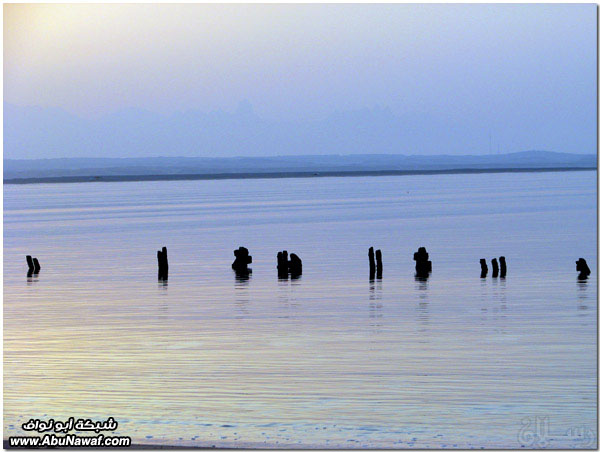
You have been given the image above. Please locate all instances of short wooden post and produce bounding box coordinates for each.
[277,250,302,278]
[157,246,168,280]
[26,255,37,277]
[499,256,507,277]
[375,249,382,279]
[491,258,499,277]
[277,251,288,278]
[576,258,591,279]
[232,247,252,273]
[480,259,488,278]
[289,253,302,277]
[413,247,432,278]
[368,247,375,279]
[26,255,34,273]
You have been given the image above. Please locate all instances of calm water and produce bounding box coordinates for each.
[4,171,597,448]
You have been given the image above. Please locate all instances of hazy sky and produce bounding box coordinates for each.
[4,3,597,157]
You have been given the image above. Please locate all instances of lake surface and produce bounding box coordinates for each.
[4,171,597,448]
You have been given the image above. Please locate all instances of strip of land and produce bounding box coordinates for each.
[3,166,595,185]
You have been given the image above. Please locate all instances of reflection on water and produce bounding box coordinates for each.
[577,278,589,300]
[158,279,168,290]
[234,270,251,319]
[277,276,302,322]
[577,279,591,320]
[490,277,507,334]
[4,171,597,448]
[415,276,430,340]
[368,280,383,333]
[234,269,252,284]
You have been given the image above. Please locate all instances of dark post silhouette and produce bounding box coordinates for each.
[232,247,252,273]
[277,251,288,278]
[25,255,40,277]
[491,258,499,277]
[480,259,488,278]
[157,246,169,280]
[26,255,40,277]
[413,247,432,278]
[157,250,162,277]
[26,255,34,274]
[289,253,302,278]
[368,247,376,279]
[276,250,302,278]
[499,256,507,277]
[576,258,591,280]
[375,249,383,279]
[277,251,284,275]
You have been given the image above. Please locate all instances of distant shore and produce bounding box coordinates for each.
[3,166,596,185]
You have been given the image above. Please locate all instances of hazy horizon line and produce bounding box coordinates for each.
[4,150,597,162]
[5,167,596,186]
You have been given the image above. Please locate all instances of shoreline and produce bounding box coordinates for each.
[3,166,596,185]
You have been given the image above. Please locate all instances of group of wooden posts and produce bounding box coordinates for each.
[25,249,592,281]
[368,246,432,279]
[25,255,41,277]
[479,256,507,278]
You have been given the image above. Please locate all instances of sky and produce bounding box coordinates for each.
[3,3,597,158]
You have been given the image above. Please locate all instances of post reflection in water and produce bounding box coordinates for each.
[479,277,506,331]
[414,276,430,340]
[497,277,507,334]
[368,279,383,333]
[277,275,290,319]
[277,274,301,321]
[157,279,169,322]
[234,270,251,319]
[577,278,590,318]
[479,277,489,323]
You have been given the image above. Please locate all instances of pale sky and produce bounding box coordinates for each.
[3,3,597,157]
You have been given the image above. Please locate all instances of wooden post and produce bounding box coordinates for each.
[499,256,506,277]
[232,247,252,273]
[480,259,488,278]
[413,247,432,278]
[368,247,375,279]
[289,253,302,277]
[375,249,382,279]
[26,255,34,273]
[277,250,302,278]
[32,258,41,274]
[491,258,499,277]
[157,246,168,280]
[162,247,168,279]
[576,258,591,279]
[25,255,35,278]
[277,251,288,278]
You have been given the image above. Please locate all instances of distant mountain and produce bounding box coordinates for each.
[4,151,596,180]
